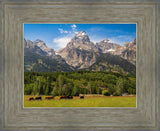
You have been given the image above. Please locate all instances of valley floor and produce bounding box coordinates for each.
[24,95,136,107]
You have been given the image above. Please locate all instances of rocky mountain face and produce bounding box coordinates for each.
[33,39,56,58]
[96,39,121,53]
[24,39,48,56]
[66,31,98,52]
[120,39,136,65]
[24,39,56,58]
[24,31,136,75]
[57,31,99,69]
[96,38,136,65]
[57,31,136,69]
[24,39,74,72]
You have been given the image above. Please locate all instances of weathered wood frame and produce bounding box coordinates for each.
[1,1,159,130]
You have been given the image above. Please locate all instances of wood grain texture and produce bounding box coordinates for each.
[1,0,159,130]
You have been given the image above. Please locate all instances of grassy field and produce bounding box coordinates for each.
[24,95,136,107]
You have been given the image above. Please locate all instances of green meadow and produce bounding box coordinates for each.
[24,95,136,107]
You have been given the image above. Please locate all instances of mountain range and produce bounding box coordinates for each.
[24,31,136,76]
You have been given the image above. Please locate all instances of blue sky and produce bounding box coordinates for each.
[24,24,136,50]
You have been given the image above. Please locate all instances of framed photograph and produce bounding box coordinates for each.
[24,23,136,108]
[1,0,159,130]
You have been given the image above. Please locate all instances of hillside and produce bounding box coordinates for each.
[24,48,74,72]
[88,53,136,76]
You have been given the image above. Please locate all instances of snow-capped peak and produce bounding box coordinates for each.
[104,39,109,42]
[81,32,86,36]
[107,49,115,52]
[76,31,87,37]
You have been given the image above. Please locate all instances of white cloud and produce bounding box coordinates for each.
[53,36,72,49]
[58,24,78,35]
[58,28,68,34]
[71,24,77,28]
[71,24,77,34]
[89,35,105,44]
[90,38,103,44]
[89,34,135,45]
[108,35,135,45]
[53,24,80,49]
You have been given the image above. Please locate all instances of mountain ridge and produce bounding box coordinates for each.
[24,31,136,75]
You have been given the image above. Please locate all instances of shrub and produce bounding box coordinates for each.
[113,92,121,96]
[102,90,110,96]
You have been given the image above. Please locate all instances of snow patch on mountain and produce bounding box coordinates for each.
[107,49,115,52]
[76,31,87,37]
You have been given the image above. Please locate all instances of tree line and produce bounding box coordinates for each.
[24,71,136,96]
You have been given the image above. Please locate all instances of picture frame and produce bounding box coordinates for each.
[1,0,159,130]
